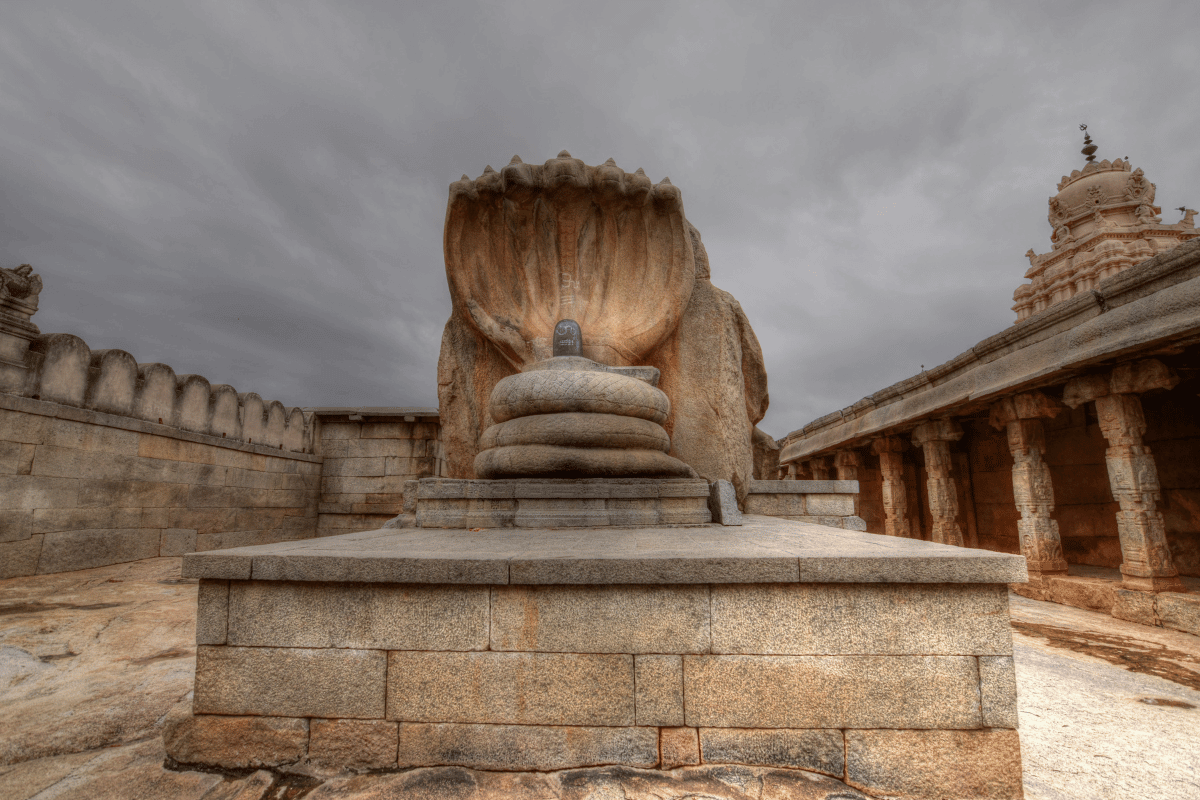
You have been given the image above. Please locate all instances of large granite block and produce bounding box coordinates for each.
[308,719,398,772]
[163,709,308,769]
[1156,592,1200,636]
[394,722,658,771]
[490,584,709,653]
[804,494,855,516]
[37,528,159,573]
[0,535,42,578]
[0,508,32,542]
[196,579,229,645]
[660,727,700,769]
[386,651,634,726]
[699,728,844,776]
[227,581,489,650]
[979,656,1019,729]
[743,492,806,516]
[195,646,386,718]
[710,583,1011,655]
[634,655,684,726]
[845,729,1024,800]
[683,655,983,729]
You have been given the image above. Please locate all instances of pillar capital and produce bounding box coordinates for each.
[834,450,862,469]
[870,436,907,455]
[1062,358,1179,409]
[988,391,1062,429]
[911,419,963,447]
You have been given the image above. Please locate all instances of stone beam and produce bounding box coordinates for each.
[988,392,1067,578]
[911,420,965,547]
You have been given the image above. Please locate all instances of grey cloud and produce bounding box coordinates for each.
[1,0,1196,439]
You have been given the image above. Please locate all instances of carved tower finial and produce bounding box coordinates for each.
[1080,124,1097,163]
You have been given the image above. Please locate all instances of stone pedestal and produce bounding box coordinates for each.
[413,478,713,528]
[172,517,1027,798]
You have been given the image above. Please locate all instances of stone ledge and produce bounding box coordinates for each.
[182,515,1028,585]
[0,392,322,462]
[748,480,859,494]
[417,477,710,499]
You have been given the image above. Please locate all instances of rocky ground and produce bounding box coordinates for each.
[0,558,1197,799]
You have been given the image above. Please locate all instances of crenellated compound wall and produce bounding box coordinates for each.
[0,331,325,578]
[0,264,450,578]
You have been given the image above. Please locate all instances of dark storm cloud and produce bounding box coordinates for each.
[2,1,1197,435]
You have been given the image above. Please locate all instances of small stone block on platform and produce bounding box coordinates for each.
[708,479,741,525]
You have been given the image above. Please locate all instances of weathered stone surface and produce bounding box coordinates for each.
[479,412,670,452]
[438,157,770,496]
[195,646,386,718]
[476,445,694,479]
[710,583,1012,655]
[308,719,398,773]
[660,728,699,769]
[0,535,42,579]
[845,729,1024,799]
[1155,591,1200,636]
[491,585,709,654]
[684,655,983,729]
[708,479,742,525]
[1043,575,1116,612]
[159,527,197,557]
[1112,587,1159,626]
[387,651,633,726]
[0,558,199,765]
[195,579,228,645]
[395,723,658,771]
[634,655,684,726]
[698,728,844,776]
[979,656,1019,729]
[645,226,770,504]
[183,516,1027,585]
[37,529,160,574]
[228,581,488,650]
[163,706,308,769]
[0,738,226,800]
[488,368,670,425]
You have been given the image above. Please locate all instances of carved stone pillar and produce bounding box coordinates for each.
[785,462,798,480]
[911,420,965,547]
[989,392,1068,577]
[834,450,862,515]
[834,450,861,481]
[809,456,832,480]
[1064,360,1185,592]
[870,437,912,539]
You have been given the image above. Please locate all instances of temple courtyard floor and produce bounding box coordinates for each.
[0,556,1196,800]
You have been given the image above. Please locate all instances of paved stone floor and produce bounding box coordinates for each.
[0,557,1197,799]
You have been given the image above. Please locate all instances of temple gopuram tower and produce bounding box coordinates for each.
[1013,126,1198,322]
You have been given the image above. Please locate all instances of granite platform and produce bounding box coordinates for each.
[171,517,1029,798]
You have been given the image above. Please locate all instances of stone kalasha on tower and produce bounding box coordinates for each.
[1013,130,1198,322]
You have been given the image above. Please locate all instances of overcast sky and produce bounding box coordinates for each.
[2,1,1197,438]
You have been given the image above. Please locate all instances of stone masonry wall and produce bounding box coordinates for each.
[315,411,445,537]
[177,578,1023,797]
[0,393,320,578]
